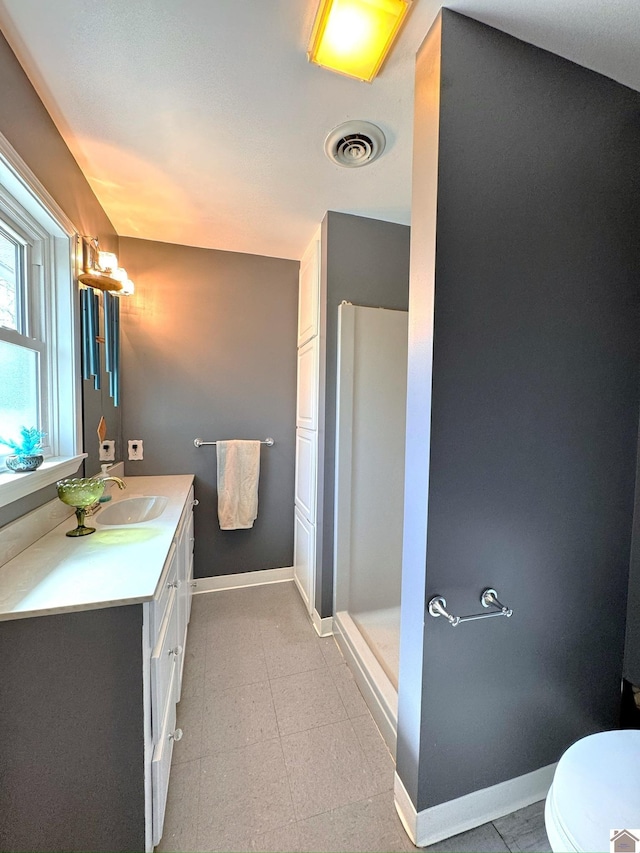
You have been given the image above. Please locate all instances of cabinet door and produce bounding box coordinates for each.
[296,337,319,430]
[186,510,194,626]
[150,587,178,741]
[151,666,178,847]
[175,492,194,699]
[298,239,320,348]
[293,507,315,613]
[295,428,317,520]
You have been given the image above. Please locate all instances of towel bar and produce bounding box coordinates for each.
[193,437,274,448]
[428,588,513,626]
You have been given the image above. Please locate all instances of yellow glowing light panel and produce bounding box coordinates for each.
[308,0,411,82]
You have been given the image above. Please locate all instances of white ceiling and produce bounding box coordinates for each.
[0,0,638,260]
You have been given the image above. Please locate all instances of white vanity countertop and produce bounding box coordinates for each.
[0,474,194,622]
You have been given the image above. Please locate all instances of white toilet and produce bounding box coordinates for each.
[545,729,640,852]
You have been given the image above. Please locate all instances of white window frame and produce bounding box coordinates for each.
[0,131,85,509]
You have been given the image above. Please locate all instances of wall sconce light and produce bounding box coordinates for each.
[308,0,412,83]
[78,237,134,296]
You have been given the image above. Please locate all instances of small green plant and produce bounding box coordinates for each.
[0,426,46,458]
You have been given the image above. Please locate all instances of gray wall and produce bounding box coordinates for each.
[318,212,411,616]
[0,605,145,852]
[398,10,640,812]
[624,435,640,685]
[0,30,121,527]
[119,237,298,578]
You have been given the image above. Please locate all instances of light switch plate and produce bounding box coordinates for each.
[128,439,144,461]
[99,440,115,461]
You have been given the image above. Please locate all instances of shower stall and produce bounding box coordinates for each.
[333,303,408,750]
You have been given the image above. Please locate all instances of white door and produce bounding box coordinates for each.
[293,506,315,611]
[295,428,317,519]
[298,239,320,347]
[296,337,319,430]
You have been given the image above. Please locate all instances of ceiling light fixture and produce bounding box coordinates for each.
[308,0,412,83]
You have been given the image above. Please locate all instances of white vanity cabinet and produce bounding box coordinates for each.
[147,485,195,848]
[0,474,195,853]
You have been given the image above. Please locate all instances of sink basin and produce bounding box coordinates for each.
[97,496,168,526]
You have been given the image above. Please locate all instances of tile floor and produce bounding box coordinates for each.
[158,581,551,853]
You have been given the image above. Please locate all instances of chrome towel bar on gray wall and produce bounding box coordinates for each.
[428,588,513,627]
[193,437,275,447]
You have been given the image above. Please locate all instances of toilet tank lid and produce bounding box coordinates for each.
[550,730,640,853]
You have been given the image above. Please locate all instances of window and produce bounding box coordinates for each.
[0,213,48,455]
[0,133,84,508]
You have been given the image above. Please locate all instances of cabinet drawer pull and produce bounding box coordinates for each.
[192,499,199,507]
[168,645,183,658]
[190,581,197,588]
[167,580,179,589]
[169,728,183,742]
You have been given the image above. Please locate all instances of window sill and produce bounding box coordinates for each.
[0,454,87,510]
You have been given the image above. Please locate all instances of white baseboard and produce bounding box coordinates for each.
[394,763,556,848]
[312,609,333,637]
[193,566,294,593]
[333,611,398,754]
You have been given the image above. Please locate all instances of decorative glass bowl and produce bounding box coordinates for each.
[57,477,106,537]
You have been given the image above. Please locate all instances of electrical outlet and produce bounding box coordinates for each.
[128,439,144,461]
[99,440,115,462]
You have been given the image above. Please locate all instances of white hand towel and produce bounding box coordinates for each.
[216,440,261,530]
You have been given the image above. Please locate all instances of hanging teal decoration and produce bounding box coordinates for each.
[91,289,100,391]
[80,286,100,389]
[104,291,120,407]
[104,289,112,373]
[80,288,90,381]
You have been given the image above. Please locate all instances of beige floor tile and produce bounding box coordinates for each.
[195,829,253,852]
[155,758,200,852]
[330,663,369,718]
[425,822,510,852]
[492,800,551,853]
[179,640,206,700]
[258,584,314,628]
[186,608,211,645]
[202,680,279,754]
[190,590,218,613]
[196,586,264,618]
[250,821,302,852]
[350,713,395,793]
[190,591,241,626]
[260,609,317,645]
[297,791,409,853]
[172,692,204,766]
[205,633,269,690]
[281,719,381,821]
[318,635,345,666]
[207,610,263,650]
[197,739,295,848]
[263,636,327,679]
[271,667,348,736]
[253,581,300,610]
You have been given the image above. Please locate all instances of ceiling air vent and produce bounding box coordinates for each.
[324,121,386,168]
